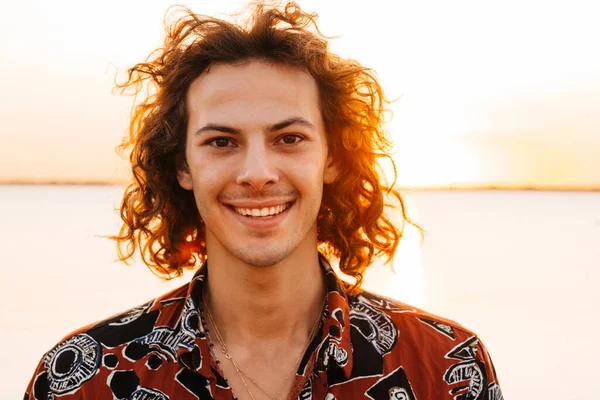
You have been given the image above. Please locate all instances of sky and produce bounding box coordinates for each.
[0,0,598,188]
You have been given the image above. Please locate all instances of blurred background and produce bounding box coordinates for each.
[1,0,598,398]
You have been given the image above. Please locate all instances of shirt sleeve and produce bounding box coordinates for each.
[24,355,87,400]
[24,357,51,400]
[472,337,503,399]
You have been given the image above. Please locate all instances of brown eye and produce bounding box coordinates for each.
[208,138,232,148]
[280,135,301,145]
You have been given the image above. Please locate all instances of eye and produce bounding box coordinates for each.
[206,137,234,148]
[278,134,303,145]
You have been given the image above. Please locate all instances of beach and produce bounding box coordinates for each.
[1,185,598,399]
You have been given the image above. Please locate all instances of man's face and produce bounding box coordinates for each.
[178,60,337,267]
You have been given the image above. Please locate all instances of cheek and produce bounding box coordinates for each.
[287,161,326,202]
[188,151,232,182]
[287,161,321,184]
[187,158,229,202]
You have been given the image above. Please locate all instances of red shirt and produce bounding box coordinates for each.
[25,256,503,399]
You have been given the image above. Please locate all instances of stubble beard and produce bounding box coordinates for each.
[206,190,323,268]
[228,227,304,268]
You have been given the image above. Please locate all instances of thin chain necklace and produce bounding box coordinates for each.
[203,295,326,400]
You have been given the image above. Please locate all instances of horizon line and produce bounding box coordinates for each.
[1,180,599,192]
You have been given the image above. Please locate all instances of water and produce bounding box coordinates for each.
[1,185,599,399]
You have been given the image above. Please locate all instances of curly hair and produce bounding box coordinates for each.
[112,1,421,292]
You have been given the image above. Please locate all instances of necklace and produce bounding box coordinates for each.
[203,295,326,400]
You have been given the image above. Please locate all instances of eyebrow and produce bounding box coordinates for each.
[268,117,315,132]
[193,116,316,136]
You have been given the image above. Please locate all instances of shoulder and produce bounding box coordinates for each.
[25,283,189,398]
[57,282,189,348]
[349,289,476,343]
[346,289,502,398]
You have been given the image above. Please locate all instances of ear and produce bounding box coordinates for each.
[177,166,194,190]
[323,154,339,184]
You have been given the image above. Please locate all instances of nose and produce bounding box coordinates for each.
[235,141,279,190]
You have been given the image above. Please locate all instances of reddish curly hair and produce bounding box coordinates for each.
[113,1,421,292]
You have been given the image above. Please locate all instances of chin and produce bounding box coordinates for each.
[233,245,292,268]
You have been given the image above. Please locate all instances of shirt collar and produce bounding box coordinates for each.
[299,254,354,383]
[174,254,354,381]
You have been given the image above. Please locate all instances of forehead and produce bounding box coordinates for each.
[186,60,321,124]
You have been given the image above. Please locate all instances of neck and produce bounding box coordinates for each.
[202,246,326,347]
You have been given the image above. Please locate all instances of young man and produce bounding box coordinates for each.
[25,2,502,399]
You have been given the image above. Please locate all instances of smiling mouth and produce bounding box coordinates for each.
[228,202,293,218]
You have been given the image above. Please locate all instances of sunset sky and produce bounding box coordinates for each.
[1,0,598,188]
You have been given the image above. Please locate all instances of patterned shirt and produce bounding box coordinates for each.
[25,256,503,399]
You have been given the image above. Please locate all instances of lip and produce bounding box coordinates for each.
[223,201,294,229]
[222,199,295,208]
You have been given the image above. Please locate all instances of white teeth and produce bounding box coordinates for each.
[233,203,289,217]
